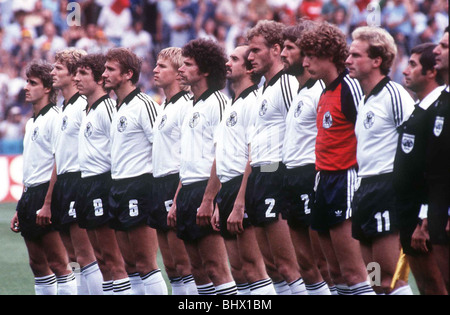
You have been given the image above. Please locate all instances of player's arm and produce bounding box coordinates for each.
[228,158,251,235]
[167,180,182,228]
[36,163,57,226]
[197,159,221,227]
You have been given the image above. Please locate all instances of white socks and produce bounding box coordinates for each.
[249,278,276,295]
[141,269,168,295]
[35,274,57,295]
[80,261,103,295]
[305,281,332,295]
[289,277,308,295]
[56,272,77,295]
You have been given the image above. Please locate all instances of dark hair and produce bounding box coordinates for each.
[411,43,444,85]
[105,47,142,85]
[282,19,317,47]
[299,22,349,72]
[26,60,57,103]
[77,53,107,83]
[182,38,227,90]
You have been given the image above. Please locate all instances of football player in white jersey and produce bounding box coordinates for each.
[169,38,237,295]
[213,44,276,295]
[103,47,166,295]
[11,61,77,295]
[245,20,306,295]
[152,47,206,295]
[280,21,331,295]
[346,26,414,294]
[74,53,132,295]
[49,48,103,294]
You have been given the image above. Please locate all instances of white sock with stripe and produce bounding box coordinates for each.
[141,269,168,295]
[35,274,57,295]
[56,272,77,295]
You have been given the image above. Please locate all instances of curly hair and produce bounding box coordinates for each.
[26,60,57,104]
[182,38,227,90]
[76,53,107,83]
[351,26,397,75]
[299,22,349,72]
[247,20,286,48]
[105,47,142,85]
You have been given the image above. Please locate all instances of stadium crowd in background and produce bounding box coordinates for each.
[0,0,448,154]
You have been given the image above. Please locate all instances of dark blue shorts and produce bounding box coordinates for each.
[51,172,81,231]
[16,182,55,240]
[75,172,114,230]
[147,173,179,232]
[109,173,153,231]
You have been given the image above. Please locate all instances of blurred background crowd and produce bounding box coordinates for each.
[0,0,448,154]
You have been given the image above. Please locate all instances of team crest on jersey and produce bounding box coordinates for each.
[323,111,333,129]
[294,101,303,118]
[84,122,93,138]
[401,133,415,154]
[158,115,167,130]
[189,112,200,128]
[259,100,268,116]
[31,127,39,141]
[226,111,237,127]
[117,116,128,132]
[433,116,444,137]
[363,111,375,129]
[61,115,68,131]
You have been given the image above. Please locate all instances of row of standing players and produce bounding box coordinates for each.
[10,20,449,295]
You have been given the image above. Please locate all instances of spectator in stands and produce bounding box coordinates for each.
[97,0,132,46]
[0,106,25,154]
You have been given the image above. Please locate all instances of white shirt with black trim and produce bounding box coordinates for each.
[180,89,228,185]
[355,77,415,178]
[282,79,325,169]
[152,91,191,178]
[23,103,59,187]
[78,95,116,178]
[215,85,258,183]
[110,88,159,180]
[249,71,299,167]
[54,93,87,175]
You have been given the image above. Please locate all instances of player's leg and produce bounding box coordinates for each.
[310,229,338,294]
[224,238,249,294]
[407,252,448,295]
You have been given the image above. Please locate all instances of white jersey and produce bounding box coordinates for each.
[22,104,59,187]
[355,77,415,178]
[110,88,159,180]
[152,91,191,178]
[249,71,299,167]
[215,85,258,183]
[282,79,325,168]
[180,89,228,185]
[54,93,87,175]
[78,95,116,178]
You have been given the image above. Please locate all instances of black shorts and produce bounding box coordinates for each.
[75,172,114,230]
[352,173,398,243]
[245,163,287,227]
[176,180,215,242]
[16,182,55,240]
[311,168,357,232]
[109,173,154,231]
[148,173,179,232]
[51,172,81,231]
[282,164,316,229]
[427,177,450,245]
[216,175,251,240]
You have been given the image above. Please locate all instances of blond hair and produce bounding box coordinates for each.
[54,48,87,75]
[157,47,184,71]
[351,26,397,75]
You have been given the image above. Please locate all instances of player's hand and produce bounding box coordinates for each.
[10,212,20,233]
[411,220,429,253]
[36,203,52,227]
[197,200,213,227]
[167,202,177,228]
[227,201,245,235]
[211,205,220,232]
[446,217,450,237]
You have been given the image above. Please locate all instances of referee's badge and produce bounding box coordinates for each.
[259,100,268,116]
[226,111,237,127]
[158,114,167,130]
[363,111,375,129]
[323,111,333,129]
[117,116,128,132]
[401,133,415,154]
[433,116,444,137]
[189,112,200,128]
[294,101,303,118]
[31,127,39,141]
[61,115,68,131]
[84,122,93,138]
